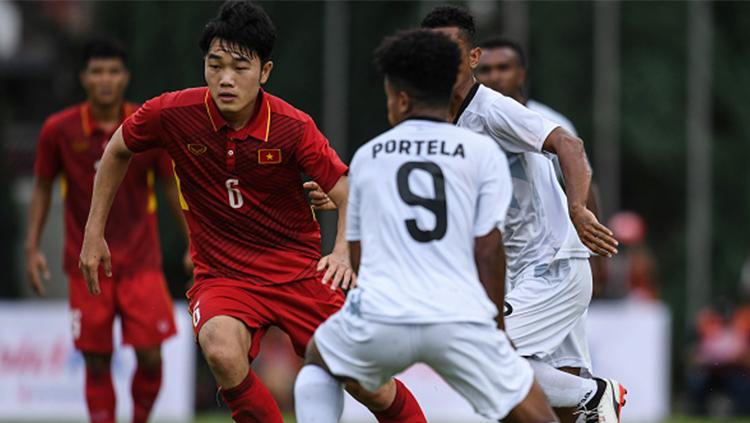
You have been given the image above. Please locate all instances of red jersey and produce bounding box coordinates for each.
[121,87,347,285]
[34,102,172,276]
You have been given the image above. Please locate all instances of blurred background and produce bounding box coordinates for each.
[1,0,749,422]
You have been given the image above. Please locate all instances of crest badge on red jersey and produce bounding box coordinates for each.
[258,149,282,164]
[188,144,207,155]
[72,139,89,153]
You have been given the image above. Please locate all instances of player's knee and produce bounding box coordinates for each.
[83,352,112,374]
[343,382,375,408]
[201,340,244,371]
[135,347,162,370]
[344,379,395,411]
[302,339,325,366]
[199,326,247,374]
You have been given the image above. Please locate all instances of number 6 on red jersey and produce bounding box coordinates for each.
[225,178,243,209]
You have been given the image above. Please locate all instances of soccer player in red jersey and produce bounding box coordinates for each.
[79,2,426,422]
[25,39,187,423]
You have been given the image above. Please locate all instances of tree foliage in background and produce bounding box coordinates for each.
[712,1,750,300]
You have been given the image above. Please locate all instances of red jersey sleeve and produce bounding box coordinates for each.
[122,95,164,152]
[34,118,62,180]
[296,118,348,192]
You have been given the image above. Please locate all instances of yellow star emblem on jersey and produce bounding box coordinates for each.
[258,149,282,164]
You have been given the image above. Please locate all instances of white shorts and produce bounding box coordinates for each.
[504,258,593,371]
[314,308,535,420]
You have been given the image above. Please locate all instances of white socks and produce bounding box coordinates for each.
[527,358,598,408]
[294,359,597,421]
[294,364,344,423]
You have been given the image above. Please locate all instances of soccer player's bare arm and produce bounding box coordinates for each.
[474,228,506,330]
[586,181,607,294]
[26,117,62,296]
[24,177,54,296]
[316,175,356,290]
[542,127,590,209]
[349,240,361,274]
[542,127,618,257]
[79,126,133,295]
[303,180,337,211]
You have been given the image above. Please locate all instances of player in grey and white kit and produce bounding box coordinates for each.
[420,6,627,423]
[475,36,607,298]
[294,29,557,423]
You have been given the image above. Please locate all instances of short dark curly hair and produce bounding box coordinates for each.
[420,5,476,44]
[374,29,461,107]
[81,37,128,70]
[199,1,276,63]
[478,36,526,68]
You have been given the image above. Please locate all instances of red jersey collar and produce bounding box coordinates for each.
[203,87,271,142]
[80,101,135,138]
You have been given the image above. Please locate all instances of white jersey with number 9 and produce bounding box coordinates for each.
[346,118,512,324]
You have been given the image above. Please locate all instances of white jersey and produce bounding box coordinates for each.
[455,84,590,281]
[346,118,512,324]
[527,100,578,136]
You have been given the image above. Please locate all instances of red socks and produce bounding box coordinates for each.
[86,368,116,423]
[220,371,284,423]
[373,379,427,423]
[131,365,162,423]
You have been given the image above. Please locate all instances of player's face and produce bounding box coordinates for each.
[80,58,129,108]
[204,38,273,121]
[383,78,409,126]
[429,27,480,90]
[476,47,525,98]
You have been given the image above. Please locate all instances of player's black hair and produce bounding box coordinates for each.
[478,36,527,69]
[420,5,476,44]
[374,29,461,107]
[199,1,277,63]
[81,37,128,70]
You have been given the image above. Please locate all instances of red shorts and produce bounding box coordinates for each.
[68,269,177,353]
[187,277,345,359]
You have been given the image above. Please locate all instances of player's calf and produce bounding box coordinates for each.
[553,367,583,423]
[198,316,283,423]
[297,338,427,423]
[83,352,116,423]
[295,364,345,422]
[343,379,396,412]
[132,346,163,423]
[295,340,345,422]
[355,379,426,423]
